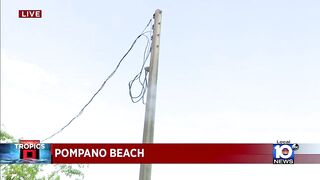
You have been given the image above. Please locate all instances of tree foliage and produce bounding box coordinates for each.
[0,130,16,142]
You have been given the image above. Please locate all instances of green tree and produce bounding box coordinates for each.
[0,130,85,180]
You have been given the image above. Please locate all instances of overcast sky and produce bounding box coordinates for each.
[1,0,320,179]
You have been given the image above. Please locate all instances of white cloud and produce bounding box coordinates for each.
[1,51,58,91]
[1,51,60,139]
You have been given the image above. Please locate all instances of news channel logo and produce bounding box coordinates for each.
[273,143,299,164]
[0,140,51,164]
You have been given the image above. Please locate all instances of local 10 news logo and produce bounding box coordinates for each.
[273,142,299,164]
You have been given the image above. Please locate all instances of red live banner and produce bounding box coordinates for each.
[18,10,42,18]
[51,144,272,164]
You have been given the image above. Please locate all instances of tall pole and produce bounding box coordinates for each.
[139,9,162,180]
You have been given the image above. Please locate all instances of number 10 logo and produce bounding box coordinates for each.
[274,144,293,158]
[273,144,294,164]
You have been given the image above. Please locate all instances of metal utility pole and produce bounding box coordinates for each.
[139,9,162,180]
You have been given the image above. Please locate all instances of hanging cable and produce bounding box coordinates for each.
[128,18,153,104]
[128,35,152,103]
[42,19,153,142]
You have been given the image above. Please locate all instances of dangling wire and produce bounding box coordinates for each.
[41,18,153,142]
[128,20,153,104]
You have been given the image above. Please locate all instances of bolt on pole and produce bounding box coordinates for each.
[139,9,162,180]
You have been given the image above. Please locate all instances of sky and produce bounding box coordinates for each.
[1,0,320,179]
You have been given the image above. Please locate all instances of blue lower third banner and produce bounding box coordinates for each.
[0,141,51,164]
